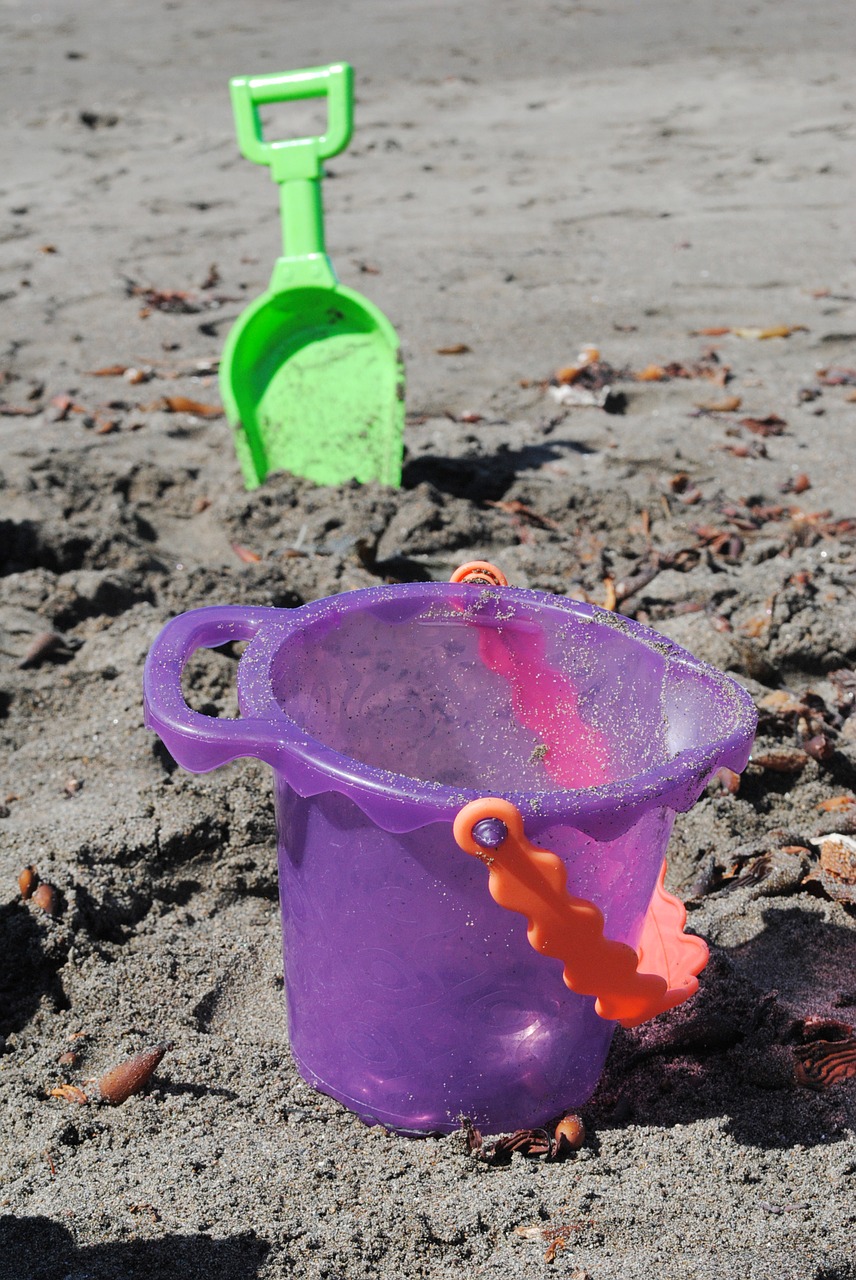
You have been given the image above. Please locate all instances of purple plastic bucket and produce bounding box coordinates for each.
[143,582,756,1134]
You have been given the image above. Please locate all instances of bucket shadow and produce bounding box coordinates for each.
[0,1215,271,1280]
[589,904,856,1150]
[0,903,68,1038]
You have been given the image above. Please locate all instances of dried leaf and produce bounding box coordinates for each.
[732,325,807,340]
[634,364,669,382]
[816,366,856,386]
[18,632,73,669]
[47,394,75,421]
[554,346,600,384]
[816,796,856,813]
[231,542,261,564]
[85,365,128,376]
[758,690,810,718]
[127,284,204,314]
[461,1117,483,1152]
[96,1043,171,1105]
[751,747,809,773]
[739,414,787,437]
[160,396,223,418]
[0,402,41,417]
[613,563,662,602]
[668,472,702,504]
[49,1084,89,1105]
[781,473,811,495]
[695,394,742,413]
[718,440,768,459]
[473,1127,556,1166]
[544,1238,566,1263]
[436,343,471,355]
[692,326,732,337]
[485,500,560,530]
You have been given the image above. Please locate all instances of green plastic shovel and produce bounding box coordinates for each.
[220,64,405,490]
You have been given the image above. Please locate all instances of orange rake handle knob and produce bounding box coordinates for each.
[453,798,708,1028]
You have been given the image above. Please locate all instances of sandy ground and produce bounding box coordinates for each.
[1,0,856,1276]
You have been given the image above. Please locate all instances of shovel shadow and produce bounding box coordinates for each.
[402,438,597,502]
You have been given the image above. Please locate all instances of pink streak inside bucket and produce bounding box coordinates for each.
[476,624,611,788]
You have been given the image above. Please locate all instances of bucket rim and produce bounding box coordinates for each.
[233,581,757,834]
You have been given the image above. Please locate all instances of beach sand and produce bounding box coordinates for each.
[1,1,855,1276]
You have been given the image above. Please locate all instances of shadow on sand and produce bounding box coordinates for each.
[590,902,856,1150]
[0,1215,272,1280]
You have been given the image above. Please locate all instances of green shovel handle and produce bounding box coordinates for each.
[229,64,354,182]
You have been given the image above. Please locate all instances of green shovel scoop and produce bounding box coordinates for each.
[220,64,405,490]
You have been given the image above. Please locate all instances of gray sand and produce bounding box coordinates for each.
[1,1,855,1276]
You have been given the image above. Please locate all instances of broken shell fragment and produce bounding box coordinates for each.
[95,1043,172,1105]
[794,1038,856,1089]
[48,1084,88,1105]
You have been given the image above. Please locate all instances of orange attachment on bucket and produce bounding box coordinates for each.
[453,798,708,1028]
[449,561,509,587]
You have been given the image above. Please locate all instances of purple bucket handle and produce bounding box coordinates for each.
[143,605,284,772]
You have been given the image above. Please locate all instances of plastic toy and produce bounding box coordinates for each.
[220,63,405,490]
[143,564,756,1133]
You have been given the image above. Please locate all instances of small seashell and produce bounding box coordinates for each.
[794,1038,856,1089]
[554,1113,586,1152]
[95,1043,172,1105]
[18,865,38,899]
[32,883,60,916]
